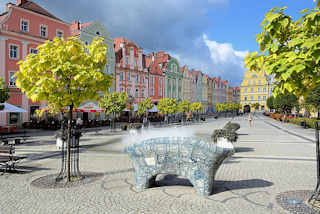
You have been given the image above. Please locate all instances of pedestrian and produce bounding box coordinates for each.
[248,113,252,128]
[187,112,191,121]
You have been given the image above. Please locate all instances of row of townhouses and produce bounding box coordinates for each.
[0,0,240,126]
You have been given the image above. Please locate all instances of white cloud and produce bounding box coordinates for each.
[203,34,248,64]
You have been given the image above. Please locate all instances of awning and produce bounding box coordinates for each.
[75,102,104,112]
[0,103,27,113]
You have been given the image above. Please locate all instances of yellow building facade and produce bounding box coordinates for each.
[240,70,270,111]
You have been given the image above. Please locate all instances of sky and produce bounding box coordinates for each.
[0,0,317,86]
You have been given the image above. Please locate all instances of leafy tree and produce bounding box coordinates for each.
[305,85,320,119]
[158,98,178,124]
[0,77,10,110]
[16,37,112,182]
[273,94,298,114]
[137,98,153,122]
[178,100,190,123]
[267,96,275,111]
[190,102,202,121]
[251,103,260,111]
[99,92,128,129]
[245,1,320,98]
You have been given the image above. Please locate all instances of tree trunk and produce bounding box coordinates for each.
[66,104,73,182]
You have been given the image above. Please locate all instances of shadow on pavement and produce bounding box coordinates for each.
[235,147,255,153]
[0,165,52,175]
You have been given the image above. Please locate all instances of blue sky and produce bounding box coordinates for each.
[0,0,317,86]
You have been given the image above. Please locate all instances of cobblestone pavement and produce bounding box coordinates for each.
[0,114,317,214]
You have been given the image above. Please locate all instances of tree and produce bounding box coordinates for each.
[16,37,112,182]
[137,98,153,122]
[157,98,178,124]
[273,94,298,114]
[244,0,320,203]
[178,100,190,123]
[99,92,128,129]
[244,2,320,98]
[0,77,10,110]
[251,103,260,111]
[305,85,320,119]
[266,96,275,111]
[190,102,202,121]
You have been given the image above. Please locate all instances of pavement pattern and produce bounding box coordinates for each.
[0,113,317,214]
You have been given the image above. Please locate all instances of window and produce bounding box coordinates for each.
[40,25,47,38]
[142,89,145,98]
[134,59,137,67]
[151,76,154,85]
[263,96,266,101]
[244,96,247,101]
[20,19,28,32]
[258,96,261,100]
[120,72,124,81]
[263,88,267,92]
[30,48,38,54]
[251,74,258,78]
[126,48,130,55]
[258,88,260,92]
[120,88,123,92]
[159,86,162,96]
[56,30,64,38]
[258,80,261,84]
[151,88,154,96]
[136,74,139,83]
[244,88,247,93]
[142,75,144,83]
[159,63,162,69]
[135,89,139,98]
[9,72,17,87]
[135,49,138,57]
[127,88,131,95]
[9,45,19,59]
[253,80,256,84]
[250,88,254,92]
[125,56,129,65]
[248,81,251,85]
[30,106,40,120]
[9,112,20,125]
[127,72,130,80]
[250,96,254,101]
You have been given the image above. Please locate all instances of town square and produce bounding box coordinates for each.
[0,0,320,213]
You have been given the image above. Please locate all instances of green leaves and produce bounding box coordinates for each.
[99,92,128,116]
[137,98,153,116]
[16,37,112,114]
[177,100,190,113]
[190,102,202,112]
[245,4,320,98]
[158,98,178,115]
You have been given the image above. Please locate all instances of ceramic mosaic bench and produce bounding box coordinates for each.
[126,137,234,196]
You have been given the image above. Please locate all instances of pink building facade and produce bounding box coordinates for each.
[113,37,148,103]
[0,0,70,126]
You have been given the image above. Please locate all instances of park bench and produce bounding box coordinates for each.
[0,134,31,145]
[126,137,234,196]
[0,145,25,172]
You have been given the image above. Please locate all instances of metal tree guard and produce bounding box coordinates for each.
[56,120,82,182]
[309,121,320,203]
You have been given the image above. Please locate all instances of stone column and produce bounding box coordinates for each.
[21,41,29,123]
[0,36,8,125]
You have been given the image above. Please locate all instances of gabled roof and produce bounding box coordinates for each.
[113,37,140,52]
[17,0,64,22]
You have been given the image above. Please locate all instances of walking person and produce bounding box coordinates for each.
[248,113,252,128]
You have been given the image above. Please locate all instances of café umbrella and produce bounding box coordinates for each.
[0,103,27,113]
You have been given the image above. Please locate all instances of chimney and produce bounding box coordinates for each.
[16,0,28,6]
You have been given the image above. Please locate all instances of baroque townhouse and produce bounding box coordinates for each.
[221,80,229,104]
[208,77,213,113]
[227,86,233,103]
[145,52,165,104]
[164,55,182,101]
[0,0,70,126]
[194,70,202,103]
[201,74,208,113]
[113,37,148,103]
[189,69,197,103]
[71,20,115,92]
[233,86,240,104]
[180,65,191,101]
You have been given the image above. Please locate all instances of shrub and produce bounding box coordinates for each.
[211,129,238,143]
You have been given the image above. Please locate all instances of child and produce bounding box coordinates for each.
[248,113,252,128]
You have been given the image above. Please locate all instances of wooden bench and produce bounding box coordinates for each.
[0,145,25,172]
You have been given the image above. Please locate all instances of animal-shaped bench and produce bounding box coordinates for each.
[126,137,234,196]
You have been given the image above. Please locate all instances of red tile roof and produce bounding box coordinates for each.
[17,0,64,22]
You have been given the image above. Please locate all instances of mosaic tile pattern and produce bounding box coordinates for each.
[126,137,235,196]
